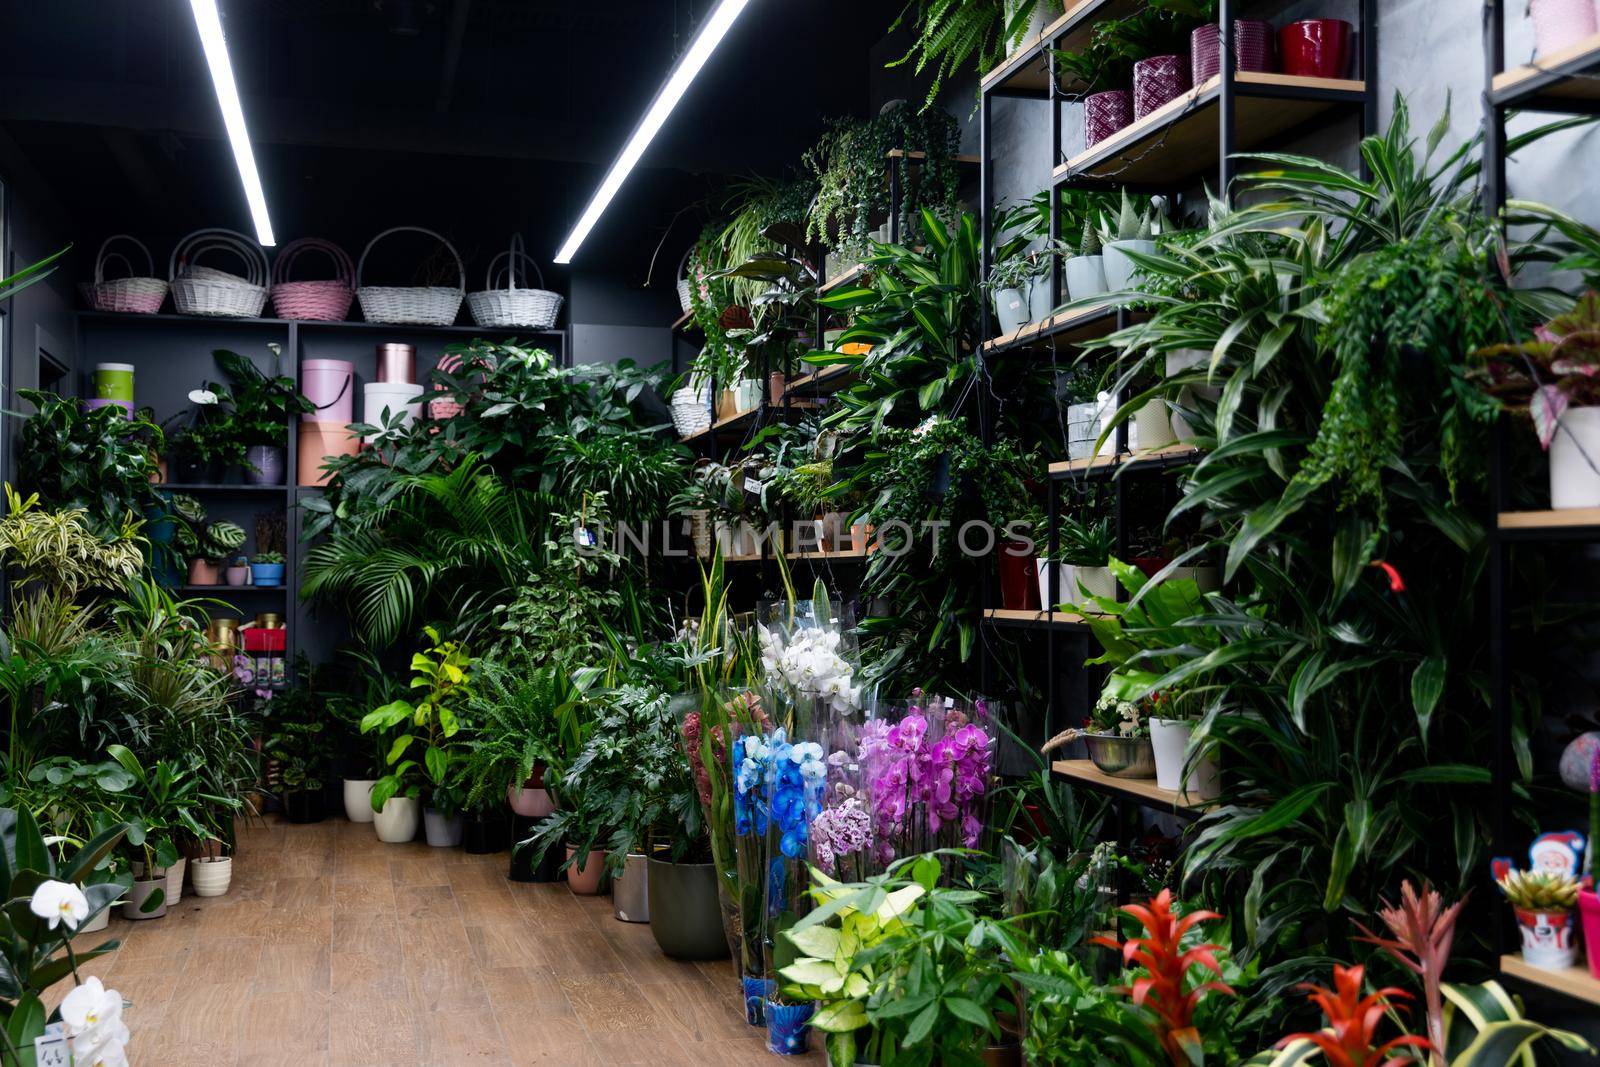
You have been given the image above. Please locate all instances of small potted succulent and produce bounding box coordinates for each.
[251,551,286,587]
[988,254,1042,337]
[1498,867,1581,970]
[224,555,251,587]
[1065,219,1108,301]
[1100,191,1160,293]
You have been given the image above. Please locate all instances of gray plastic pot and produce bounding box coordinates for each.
[614,852,649,923]
[424,808,463,847]
[647,857,730,960]
[123,876,167,921]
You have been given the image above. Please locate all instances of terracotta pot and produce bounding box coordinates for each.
[1083,90,1132,147]
[1279,19,1353,79]
[565,846,609,895]
[187,558,221,586]
[768,371,787,405]
[997,541,1040,611]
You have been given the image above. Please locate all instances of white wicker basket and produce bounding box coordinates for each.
[467,236,563,329]
[670,385,713,438]
[92,235,168,314]
[356,226,465,326]
[169,228,268,318]
[677,278,694,315]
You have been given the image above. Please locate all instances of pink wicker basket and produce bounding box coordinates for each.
[271,238,355,321]
[429,353,467,421]
[92,235,167,314]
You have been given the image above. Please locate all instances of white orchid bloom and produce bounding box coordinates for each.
[61,976,122,1032]
[29,880,89,931]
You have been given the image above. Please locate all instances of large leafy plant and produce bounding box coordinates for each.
[209,345,313,451]
[360,626,473,811]
[15,389,161,539]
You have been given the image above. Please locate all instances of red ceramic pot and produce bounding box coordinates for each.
[1279,19,1353,79]
[998,541,1040,611]
[1133,55,1191,119]
[1083,90,1132,147]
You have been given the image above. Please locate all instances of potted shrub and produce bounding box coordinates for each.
[211,345,313,486]
[189,520,244,586]
[360,627,473,845]
[331,692,385,824]
[250,550,286,586]
[1046,692,1156,779]
[424,784,466,848]
[1472,291,1600,509]
[170,388,245,483]
[105,746,213,921]
[1497,868,1581,970]
[1060,516,1116,601]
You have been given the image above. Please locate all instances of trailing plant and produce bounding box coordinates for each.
[803,108,962,255]
[887,0,1042,110]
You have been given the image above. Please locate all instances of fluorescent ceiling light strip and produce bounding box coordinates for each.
[190,0,275,246]
[554,0,752,264]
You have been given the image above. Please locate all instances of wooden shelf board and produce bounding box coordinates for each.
[1054,73,1367,185]
[722,554,764,564]
[178,585,287,594]
[885,149,982,165]
[1051,759,1211,811]
[669,309,695,332]
[786,364,856,395]
[981,0,1143,94]
[1498,507,1600,530]
[983,608,1090,629]
[982,302,1121,354]
[1499,955,1600,1006]
[157,483,287,493]
[820,264,865,294]
[1492,32,1600,103]
[786,547,873,560]
[1049,443,1203,479]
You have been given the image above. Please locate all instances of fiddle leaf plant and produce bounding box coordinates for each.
[360,626,474,811]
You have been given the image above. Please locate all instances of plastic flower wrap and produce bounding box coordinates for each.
[811,797,873,882]
[862,691,997,869]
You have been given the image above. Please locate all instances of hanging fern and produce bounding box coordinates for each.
[888,0,1038,111]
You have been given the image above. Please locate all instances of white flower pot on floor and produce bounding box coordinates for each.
[1150,717,1220,801]
[166,857,187,904]
[191,856,233,897]
[424,808,463,848]
[80,906,111,933]
[344,779,376,823]
[1065,256,1107,302]
[374,796,421,843]
[1550,406,1600,508]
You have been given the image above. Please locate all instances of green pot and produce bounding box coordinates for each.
[647,857,730,960]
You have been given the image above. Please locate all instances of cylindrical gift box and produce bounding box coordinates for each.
[297,421,360,485]
[362,382,425,437]
[376,343,417,384]
[93,362,135,402]
[1133,55,1191,119]
[300,359,354,424]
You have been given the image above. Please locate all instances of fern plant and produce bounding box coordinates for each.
[888,0,1039,111]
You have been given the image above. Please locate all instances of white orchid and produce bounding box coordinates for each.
[61,977,129,1067]
[760,624,862,714]
[29,880,89,931]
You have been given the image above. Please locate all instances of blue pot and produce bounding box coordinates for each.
[250,562,285,586]
[765,998,814,1056]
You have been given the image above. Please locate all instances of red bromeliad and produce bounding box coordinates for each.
[1354,880,1462,1066]
[1279,964,1433,1067]
[1091,889,1235,1065]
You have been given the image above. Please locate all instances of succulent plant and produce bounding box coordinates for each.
[1496,869,1580,911]
[1078,217,1101,257]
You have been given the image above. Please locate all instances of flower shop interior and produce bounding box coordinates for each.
[5,0,1600,1063]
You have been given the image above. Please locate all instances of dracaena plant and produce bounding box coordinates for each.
[360,626,474,811]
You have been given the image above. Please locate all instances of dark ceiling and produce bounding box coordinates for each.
[0,0,904,284]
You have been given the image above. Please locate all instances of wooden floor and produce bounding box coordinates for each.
[63,816,824,1066]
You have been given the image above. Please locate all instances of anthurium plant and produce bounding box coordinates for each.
[360,626,474,811]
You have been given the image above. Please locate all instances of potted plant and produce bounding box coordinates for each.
[1100,192,1160,293]
[988,254,1039,337]
[1497,868,1581,970]
[331,690,385,824]
[264,715,330,824]
[211,345,313,485]
[170,388,246,483]
[1065,220,1108,301]
[359,627,473,845]
[224,554,250,586]
[189,520,244,585]
[1472,291,1600,509]
[461,659,578,852]
[105,746,216,921]
[424,782,466,849]
[190,846,233,897]
[250,550,286,586]
[16,388,162,531]
[1059,516,1116,601]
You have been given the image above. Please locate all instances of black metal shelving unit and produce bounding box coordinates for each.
[73,309,568,668]
[1481,1,1600,1010]
[974,0,1378,817]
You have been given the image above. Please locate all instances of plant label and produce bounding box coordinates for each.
[34,1023,68,1066]
[744,477,762,495]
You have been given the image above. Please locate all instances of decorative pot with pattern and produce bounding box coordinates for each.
[1083,90,1132,147]
[1190,20,1276,83]
[1133,55,1190,119]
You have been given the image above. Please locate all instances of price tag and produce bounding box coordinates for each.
[743,478,762,495]
[34,1022,68,1067]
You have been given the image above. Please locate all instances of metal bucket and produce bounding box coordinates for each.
[614,852,650,923]
[1083,733,1157,779]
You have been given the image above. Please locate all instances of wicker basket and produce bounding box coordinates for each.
[676,278,694,315]
[92,235,167,314]
[467,236,563,329]
[271,238,355,321]
[356,226,465,326]
[169,228,268,318]
[670,385,713,439]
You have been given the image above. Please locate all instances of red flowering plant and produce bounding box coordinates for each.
[1087,889,1242,1065]
[1274,964,1432,1067]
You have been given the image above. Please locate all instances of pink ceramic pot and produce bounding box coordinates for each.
[1133,55,1191,119]
[1531,0,1599,57]
[565,847,608,895]
[1279,19,1353,79]
[1084,90,1133,147]
[1581,890,1600,978]
[1191,20,1277,83]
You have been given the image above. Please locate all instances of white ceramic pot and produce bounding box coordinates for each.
[423,808,464,848]
[1549,406,1600,508]
[1036,562,1076,610]
[79,906,111,933]
[735,378,764,412]
[1515,907,1578,969]
[1065,256,1108,302]
[1104,239,1159,292]
[343,779,376,823]
[1027,272,1055,322]
[994,287,1029,336]
[715,521,759,559]
[1134,399,1178,452]
[166,857,187,904]
[373,796,421,844]
[122,877,167,921]
[191,856,233,898]
[1165,348,1221,401]
[1531,0,1598,57]
[1149,717,1221,800]
[1074,566,1118,601]
[508,783,556,818]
